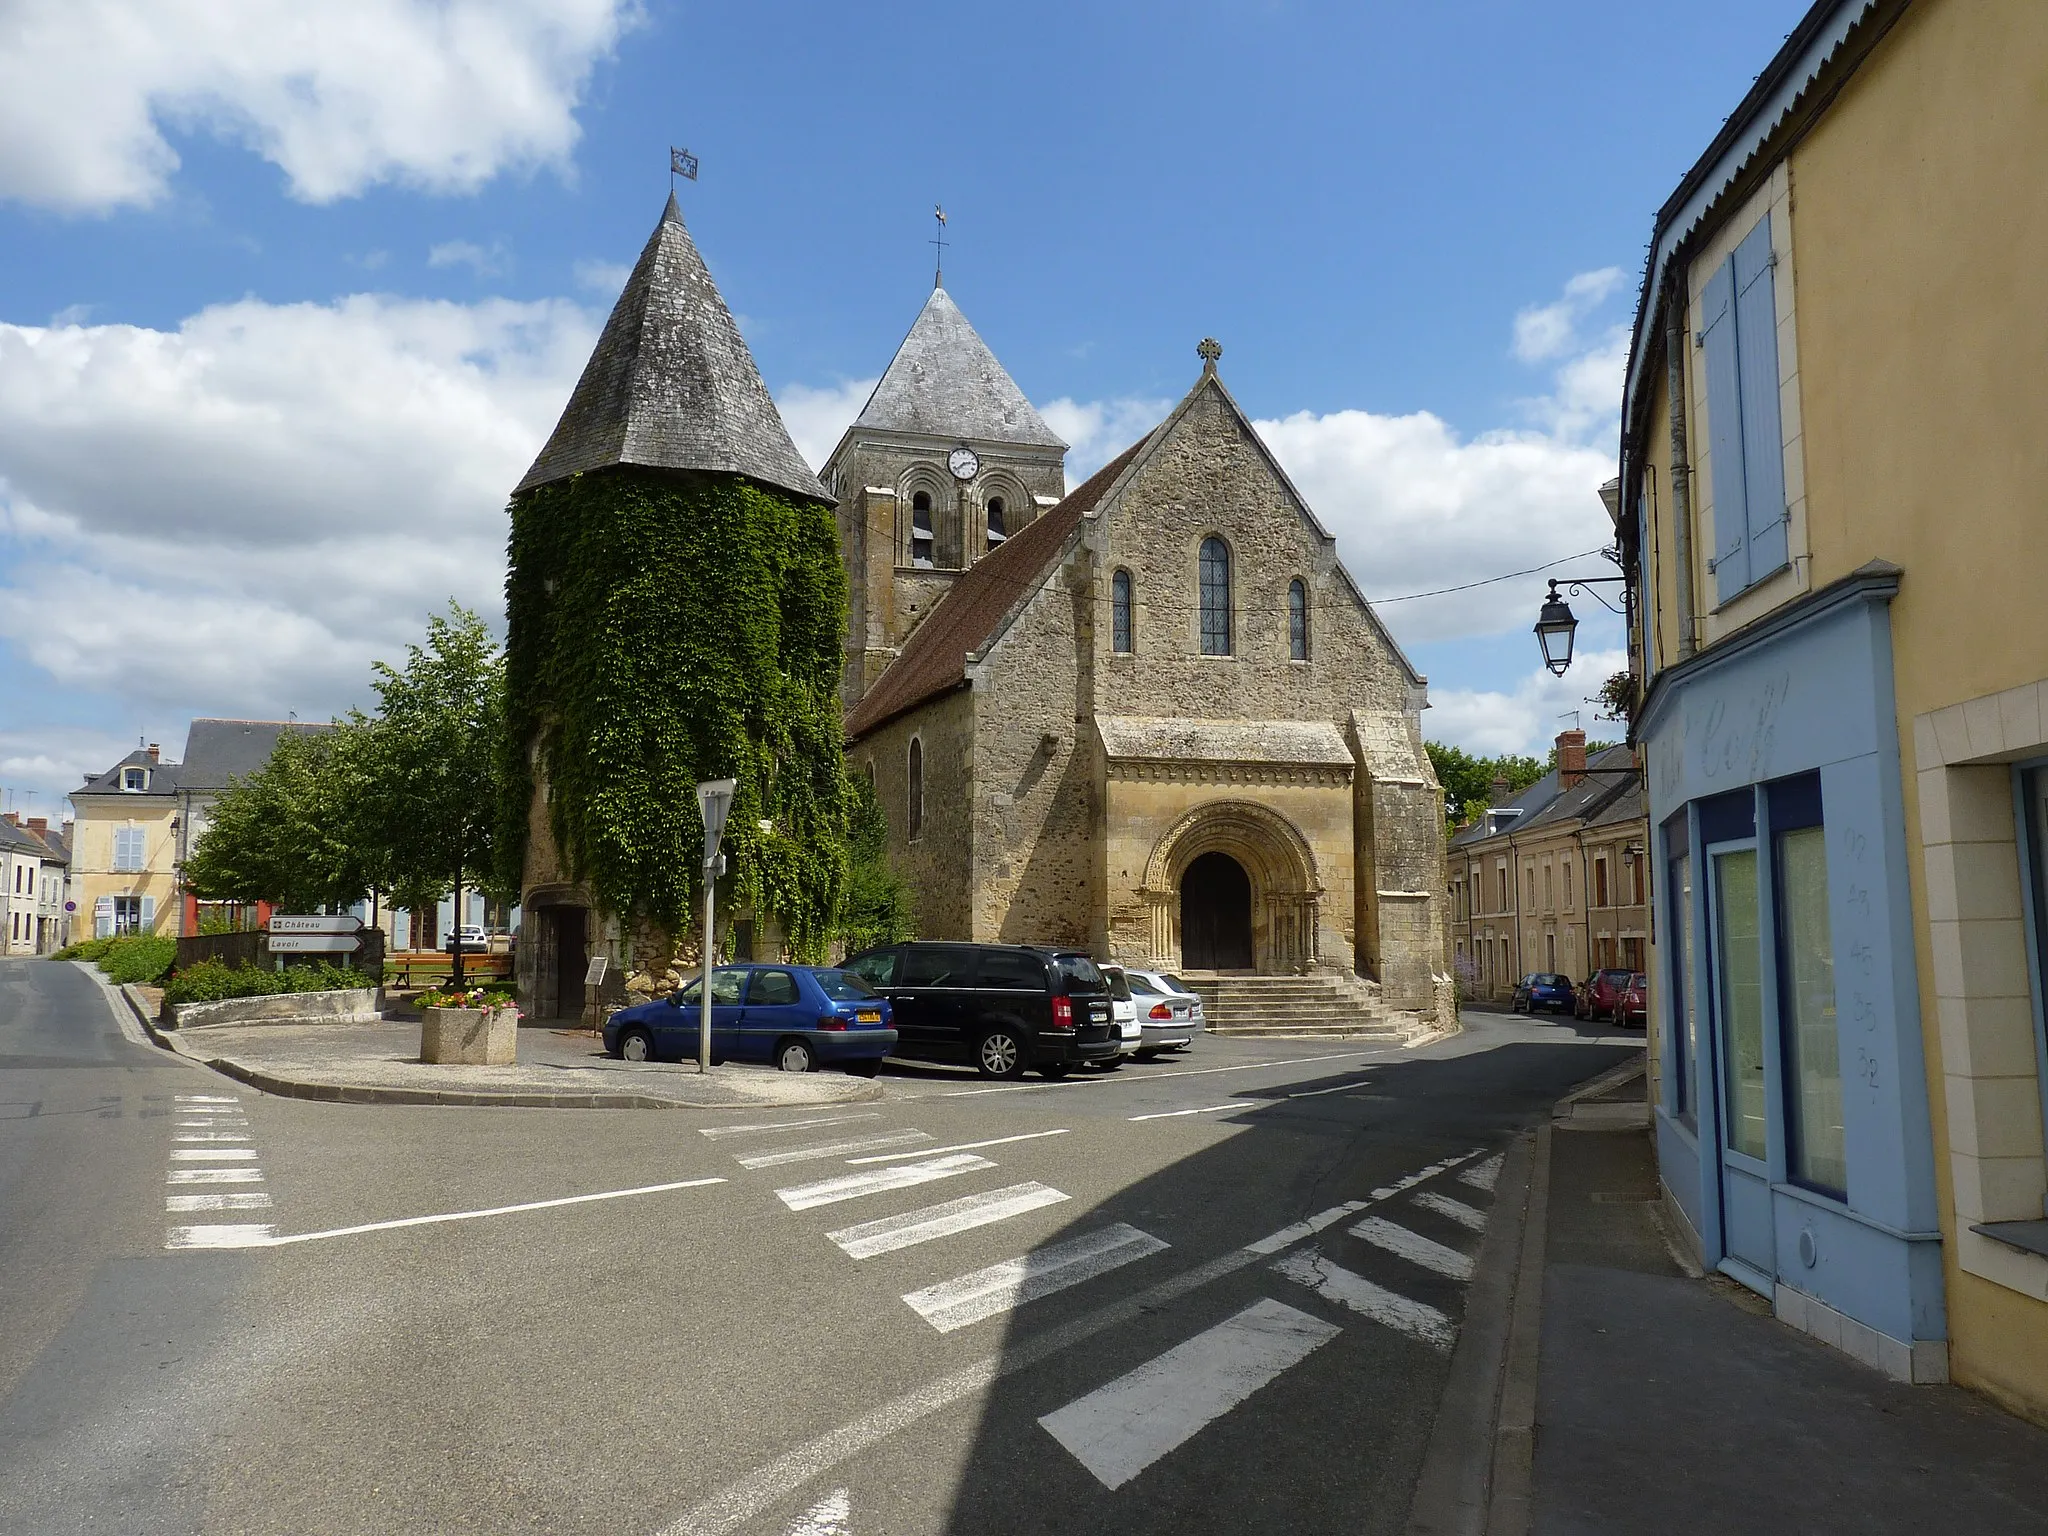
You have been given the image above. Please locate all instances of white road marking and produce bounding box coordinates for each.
[166,1223,277,1250]
[937,1049,1377,1097]
[903,1223,1168,1333]
[1271,1249,1455,1350]
[175,1119,248,1129]
[169,1148,259,1161]
[1350,1216,1475,1281]
[174,1095,241,1103]
[776,1154,994,1213]
[1127,1103,1240,1122]
[1038,1298,1340,1490]
[826,1183,1071,1260]
[254,1177,729,1248]
[167,1167,263,1184]
[1459,1153,1504,1193]
[939,1079,1103,1098]
[652,1148,1491,1536]
[699,1113,882,1139]
[1284,1080,1371,1099]
[1243,1148,1487,1255]
[736,1131,932,1169]
[782,1488,850,1536]
[1412,1190,1488,1232]
[172,1106,243,1116]
[167,1192,273,1212]
[174,1132,252,1143]
[843,1128,1071,1165]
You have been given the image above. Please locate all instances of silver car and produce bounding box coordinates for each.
[1126,968,1204,1055]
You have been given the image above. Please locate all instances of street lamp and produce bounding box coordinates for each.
[1534,581,1578,677]
[695,778,736,1074]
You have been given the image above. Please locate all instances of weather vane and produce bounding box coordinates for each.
[670,146,699,189]
[931,204,947,289]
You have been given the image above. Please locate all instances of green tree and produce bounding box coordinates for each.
[184,726,376,912]
[359,603,508,985]
[1426,741,1547,831]
[836,774,914,954]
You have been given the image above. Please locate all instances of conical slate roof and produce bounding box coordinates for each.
[515,194,828,502]
[853,287,1066,449]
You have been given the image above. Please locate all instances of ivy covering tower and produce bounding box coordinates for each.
[501,193,847,1012]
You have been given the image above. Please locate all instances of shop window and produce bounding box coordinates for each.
[2019,763,2048,1156]
[1713,845,1768,1161]
[1199,537,1232,655]
[1287,578,1309,661]
[1112,569,1134,654]
[1669,822,1697,1125]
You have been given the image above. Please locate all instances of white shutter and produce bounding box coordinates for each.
[140,895,156,930]
[94,896,114,938]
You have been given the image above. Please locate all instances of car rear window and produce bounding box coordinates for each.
[1102,967,1131,1002]
[814,970,877,1002]
[1052,954,1105,993]
[975,950,1047,990]
[1161,974,1192,993]
[1126,973,1165,996]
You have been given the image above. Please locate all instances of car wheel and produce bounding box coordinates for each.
[975,1030,1025,1080]
[776,1038,816,1074]
[616,1027,654,1063]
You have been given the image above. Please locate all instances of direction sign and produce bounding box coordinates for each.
[266,934,361,954]
[269,914,363,935]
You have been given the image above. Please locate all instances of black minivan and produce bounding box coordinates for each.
[839,942,1119,1079]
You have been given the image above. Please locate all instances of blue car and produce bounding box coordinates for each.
[604,964,897,1075]
[1511,972,1577,1015]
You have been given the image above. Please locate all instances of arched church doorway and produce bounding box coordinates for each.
[1180,851,1253,970]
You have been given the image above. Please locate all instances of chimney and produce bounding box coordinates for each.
[147,743,160,762]
[1489,774,1512,807]
[26,817,47,837]
[1557,729,1588,790]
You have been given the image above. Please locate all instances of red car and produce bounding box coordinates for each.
[1577,968,1634,1022]
[1618,972,1647,1029]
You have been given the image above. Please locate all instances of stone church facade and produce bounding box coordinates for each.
[836,313,1449,1012]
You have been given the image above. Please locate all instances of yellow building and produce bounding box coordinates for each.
[1620,0,2048,1414]
[69,744,180,939]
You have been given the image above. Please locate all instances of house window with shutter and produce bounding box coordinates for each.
[1699,214,1790,605]
[113,825,146,872]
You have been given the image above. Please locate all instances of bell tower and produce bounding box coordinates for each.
[823,286,1068,707]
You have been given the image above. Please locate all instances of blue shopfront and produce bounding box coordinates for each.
[1642,566,1947,1380]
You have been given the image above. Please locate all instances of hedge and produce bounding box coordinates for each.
[163,961,371,1008]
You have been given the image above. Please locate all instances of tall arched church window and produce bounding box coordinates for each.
[908,738,924,839]
[1288,577,1309,660]
[1199,537,1232,655]
[1112,568,1134,653]
[986,497,1007,546]
[910,491,935,568]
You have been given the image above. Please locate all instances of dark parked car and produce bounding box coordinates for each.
[603,964,895,1075]
[839,942,1120,1080]
[1512,973,1577,1014]
[1577,967,1635,1022]
[1619,972,1647,1028]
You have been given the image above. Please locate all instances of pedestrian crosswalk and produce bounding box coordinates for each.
[162,1093,278,1249]
[709,1102,1510,1504]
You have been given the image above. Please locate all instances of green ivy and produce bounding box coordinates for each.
[500,466,850,961]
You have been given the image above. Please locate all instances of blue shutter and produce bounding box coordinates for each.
[140,895,155,931]
[1699,256,1747,603]
[1733,216,1788,582]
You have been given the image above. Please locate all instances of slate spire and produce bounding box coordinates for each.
[853,287,1065,449]
[515,194,828,503]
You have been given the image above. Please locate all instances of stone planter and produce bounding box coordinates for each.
[420,1006,518,1065]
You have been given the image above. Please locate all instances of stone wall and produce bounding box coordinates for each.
[849,688,977,939]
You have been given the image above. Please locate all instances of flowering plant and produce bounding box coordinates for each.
[418,986,518,1011]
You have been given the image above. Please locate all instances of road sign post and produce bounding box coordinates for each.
[696,779,737,1074]
[266,934,362,954]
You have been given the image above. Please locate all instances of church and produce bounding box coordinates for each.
[829,287,1450,1019]
[507,195,1449,1024]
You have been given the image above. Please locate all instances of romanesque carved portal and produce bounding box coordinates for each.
[1143,801,1322,974]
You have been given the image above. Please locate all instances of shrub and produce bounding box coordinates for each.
[417,985,516,1011]
[99,934,177,986]
[162,960,373,1008]
[50,937,116,962]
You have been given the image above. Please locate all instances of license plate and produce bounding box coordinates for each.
[857,1009,881,1024]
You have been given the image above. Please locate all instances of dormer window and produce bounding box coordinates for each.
[910,491,935,568]
[122,767,147,792]
[986,497,1006,546]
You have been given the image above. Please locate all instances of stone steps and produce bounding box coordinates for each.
[1180,972,1407,1040]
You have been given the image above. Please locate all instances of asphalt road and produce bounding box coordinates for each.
[0,961,1636,1535]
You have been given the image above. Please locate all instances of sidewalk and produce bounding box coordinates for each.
[127,989,880,1110]
[1529,1078,2048,1534]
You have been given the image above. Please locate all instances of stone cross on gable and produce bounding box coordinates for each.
[1198,337,1222,374]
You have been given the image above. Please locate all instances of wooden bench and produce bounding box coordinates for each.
[386,951,515,990]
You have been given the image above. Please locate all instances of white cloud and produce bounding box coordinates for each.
[776,377,879,473]
[428,239,510,278]
[572,258,631,297]
[0,0,638,212]
[0,725,143,813]
[1040,395,1175,485]
[1424,645,1631,758]
[0,295,598,722]
[1512,267,1623,363]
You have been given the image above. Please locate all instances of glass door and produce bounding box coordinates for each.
[1709,842,1776,1283]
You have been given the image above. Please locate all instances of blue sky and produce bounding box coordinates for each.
[0,0,1809,814]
